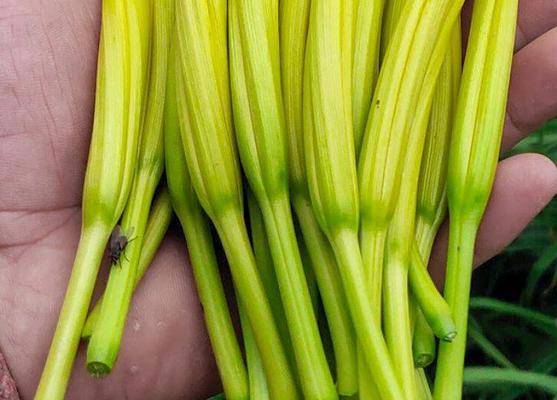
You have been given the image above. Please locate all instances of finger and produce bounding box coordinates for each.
[503,27,557,150]
[430,153,557,286]
[514,0,557,50]
[462,0,557,51]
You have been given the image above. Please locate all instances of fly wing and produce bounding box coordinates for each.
[110,225,121,249]
[110,225,124,250]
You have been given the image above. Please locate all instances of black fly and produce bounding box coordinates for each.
[109,225,135,267]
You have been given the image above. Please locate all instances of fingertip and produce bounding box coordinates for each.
[531,152,557,197]
[497,153,557,207]
[504,26,557,150]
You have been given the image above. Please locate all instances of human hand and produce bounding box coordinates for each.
[0,1,555,399]
[0,1,218,398]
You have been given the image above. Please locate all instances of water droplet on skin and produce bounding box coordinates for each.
[133,321,141,332]
[130,366,139,375]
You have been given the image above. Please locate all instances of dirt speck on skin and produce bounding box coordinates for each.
[0,352,19,400]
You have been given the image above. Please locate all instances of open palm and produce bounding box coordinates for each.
[0,1,556,399]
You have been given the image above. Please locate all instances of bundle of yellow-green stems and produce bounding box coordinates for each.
[35,0,519,399]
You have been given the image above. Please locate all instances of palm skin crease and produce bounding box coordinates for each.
[0,0,556,399]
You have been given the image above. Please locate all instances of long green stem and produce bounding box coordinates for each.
[358,227,385,400]
[416,368,434,400]
[165,55,249,400]
[358,220,387,398]
[215,209,299,399]
[177,209,249,400]
[81,189,172,339]
[434,218,479,399]
[331,230,404,400]
[247,193,297,378]
[35,225,110,399]
[298,236,320,314]
[87,0,169,375]
[359,227,386,326]
[293,195,358,395]
[383,255,416,397]
[434,1,518,397]
[239,305,270,400]
[247,193,288,338]
[357,363,381,400]
[258,195,336,399]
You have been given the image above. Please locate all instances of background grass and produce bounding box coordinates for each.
[462,119,557,400]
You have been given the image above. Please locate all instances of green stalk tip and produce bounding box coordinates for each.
[443,331,457,343]
[87,362,110,379]
[435,1,518,397]
[416,355,435,369]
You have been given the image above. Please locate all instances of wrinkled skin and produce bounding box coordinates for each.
[0,1,556,399]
